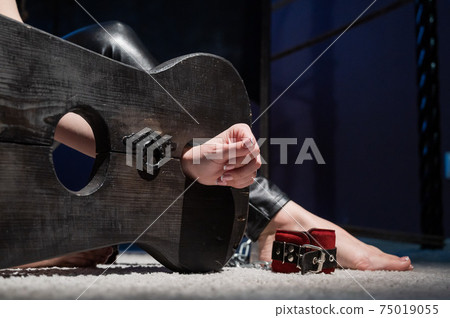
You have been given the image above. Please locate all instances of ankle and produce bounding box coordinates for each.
[270,201,315,232]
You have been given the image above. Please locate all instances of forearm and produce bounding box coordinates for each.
[54,112,96,158]
[0,0,23,22]
[0,2,97,156]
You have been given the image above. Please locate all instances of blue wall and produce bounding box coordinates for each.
[269,0,449,236]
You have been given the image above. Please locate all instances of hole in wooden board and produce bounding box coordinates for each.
[51,107,110,196]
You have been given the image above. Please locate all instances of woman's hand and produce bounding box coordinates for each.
[181,123,261,188]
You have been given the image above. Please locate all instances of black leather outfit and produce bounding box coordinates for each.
[64,21,290,241]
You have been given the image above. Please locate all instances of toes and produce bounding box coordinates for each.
[337,248,413,272]
[59,247,115,267]
[100,247,115,264]
[86,247,115,265]
[367,254,413,271]
[384,255,412,271]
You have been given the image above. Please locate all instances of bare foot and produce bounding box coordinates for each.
[16,247,114,268]
[258,201,413,271]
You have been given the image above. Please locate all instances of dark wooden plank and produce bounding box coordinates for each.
[0,143,247,271]
[0,15,251,155]
[0,15,250,272]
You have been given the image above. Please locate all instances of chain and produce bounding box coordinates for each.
[226,238,272,270]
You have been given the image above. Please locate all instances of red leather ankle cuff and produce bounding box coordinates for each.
[271,228,337,274]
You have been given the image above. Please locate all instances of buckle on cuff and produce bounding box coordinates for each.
[271,229,337,274]
[301,244,326,273]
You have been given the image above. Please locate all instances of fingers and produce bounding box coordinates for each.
[223,151,259,170]
[185,123,261,187]
[206,123,259,162]
[216,175,255,188]
[227,156,261,180]
[219,136,258,161]
[217,123,254,142]
[216,156,262,188]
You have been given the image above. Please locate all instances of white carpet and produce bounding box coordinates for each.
[1,239,449,300]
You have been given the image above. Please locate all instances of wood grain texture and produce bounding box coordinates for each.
[0,15,250,272]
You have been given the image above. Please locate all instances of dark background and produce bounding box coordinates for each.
[23,0,262,102]
[21,0,449,240]
[268,0,449,241]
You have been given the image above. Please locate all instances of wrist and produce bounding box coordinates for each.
[181,146,196,179]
